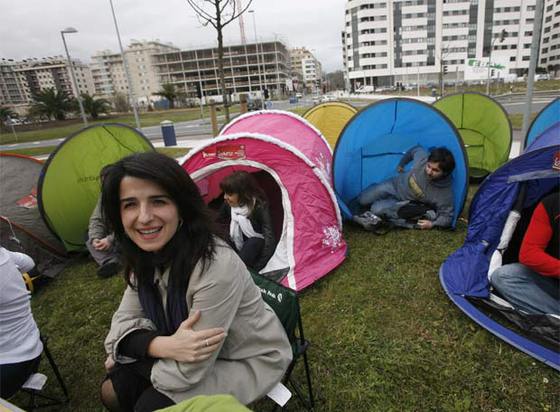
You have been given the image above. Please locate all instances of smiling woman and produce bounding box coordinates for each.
[98,152,291,412]
[119,177,180,253]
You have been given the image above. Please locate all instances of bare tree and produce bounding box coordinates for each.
[186,0,252,122]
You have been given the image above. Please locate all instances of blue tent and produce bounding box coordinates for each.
[332,98,468,228]
[524,98,559,149]
[440,121,559,370]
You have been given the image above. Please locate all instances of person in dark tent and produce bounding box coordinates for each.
[353,146,456,232]
[218,171,276,271]
[490,192,559,315]
[0,247,42,399]
[87,197,121,278]
[99,153,291,412]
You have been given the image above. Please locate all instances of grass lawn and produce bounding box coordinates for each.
[11,185,559,411]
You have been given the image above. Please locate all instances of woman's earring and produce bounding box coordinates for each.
[177,219,184,231]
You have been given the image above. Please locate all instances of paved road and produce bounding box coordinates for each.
[0,100,309,151]
[494,90,558,114]
[1,92,555,152]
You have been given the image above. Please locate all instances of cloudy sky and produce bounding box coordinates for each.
[0,0,348,72]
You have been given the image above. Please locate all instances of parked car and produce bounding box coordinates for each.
[247,98,263,111]
[6,118,22,126]
[355,85,375,94]
[535,73,550,81]
[319,94,336,102]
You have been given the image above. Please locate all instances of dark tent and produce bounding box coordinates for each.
[0,153,68,279]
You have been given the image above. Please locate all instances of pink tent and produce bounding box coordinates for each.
[181,110,346,291]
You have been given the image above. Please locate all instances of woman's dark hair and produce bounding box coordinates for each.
[100,152,217,291]
[219,171,266,209]
[428,147,456,176]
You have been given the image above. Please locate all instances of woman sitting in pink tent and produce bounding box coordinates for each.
[218,171,276,271]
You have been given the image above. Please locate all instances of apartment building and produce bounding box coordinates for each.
[153,41,291,101]
[0,59,26,106]
[342,0,559,90]
[91,40,179,104]
[540,0,560,75]
[290,47,323,93]
[90,50,124,97]
[0,57,94,107]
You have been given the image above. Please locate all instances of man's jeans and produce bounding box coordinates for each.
[490,263,559,315]
[358,179,400,219]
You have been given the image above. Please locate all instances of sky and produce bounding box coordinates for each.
[0,0,348,72]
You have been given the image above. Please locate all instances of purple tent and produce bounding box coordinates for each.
[440,122,559,370]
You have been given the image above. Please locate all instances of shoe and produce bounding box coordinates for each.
[352,212,382,231]
[97,261,121,278]
[371,220,393,235]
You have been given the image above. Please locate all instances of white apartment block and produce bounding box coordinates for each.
[90,50,124,97]
[540,0,560,72]
[342,0,560,90]
[290,48,323,93]
[0,59,26,106]
[91,40,179,104]
[0,56,94,106]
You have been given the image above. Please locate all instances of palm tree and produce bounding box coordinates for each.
[153,83,179,109]
[0,106,17,128]
[81,94,111,119]
[31,88,73,121]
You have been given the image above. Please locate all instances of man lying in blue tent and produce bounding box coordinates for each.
[490,192,559,315]
[352,146,455,233]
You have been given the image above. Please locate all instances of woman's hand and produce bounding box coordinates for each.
[148,310,225,363]
[104,355,116,372]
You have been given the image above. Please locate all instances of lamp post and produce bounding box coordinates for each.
[108,0,141,129]
[61,27,88,127]
[486,29,507,95]
[248,10,265,109]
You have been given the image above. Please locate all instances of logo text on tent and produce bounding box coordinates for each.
[553,151,560,171]
[77,175,101,184]
[202,145,246,161]
[258,286,283,303]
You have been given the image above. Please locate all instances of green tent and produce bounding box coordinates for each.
[434,92,512,179]
[38,124,155,252]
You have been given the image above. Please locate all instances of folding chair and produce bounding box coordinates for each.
[21,335,69,411]
[250,272,315,411]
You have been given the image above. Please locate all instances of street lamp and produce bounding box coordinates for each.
[108,0,141,129]
[248,10,265,109]
[486,29,507,95]
[61,27,88,126]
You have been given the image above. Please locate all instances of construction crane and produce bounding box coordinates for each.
[236,0,247,45]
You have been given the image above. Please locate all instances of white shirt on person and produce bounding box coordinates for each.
[0,247,43,364]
